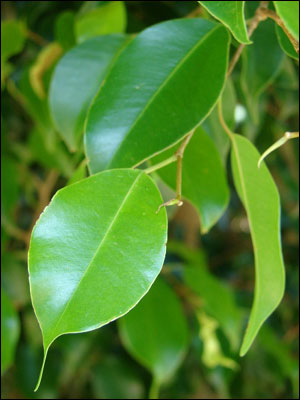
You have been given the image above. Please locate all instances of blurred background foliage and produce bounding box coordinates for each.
[1,1,299,399]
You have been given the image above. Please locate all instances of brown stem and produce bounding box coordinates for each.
[26,29,48,46]
[227,1,270,77]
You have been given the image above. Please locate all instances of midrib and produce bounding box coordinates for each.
[48,172,142,341]
[108,24,220,168]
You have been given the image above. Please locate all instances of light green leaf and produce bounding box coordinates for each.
[184,260,243,352]
[274,1,299,40]
[241,19,284,122]
[49,34,130,151]
[1,20,26,63]
[276,24,299,60]
[1,290,20,375]
[199,1,250,44]
[118,277,188,384]
[66,160,87,185]
[28,169,167,390]
[55,11,76,51]
[85,19,230,173]
[150,127,229,233]
[231,134,285,356]
[75,1,127,43]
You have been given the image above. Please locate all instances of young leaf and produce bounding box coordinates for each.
[75,1,127,43]
[1,290,20,375]
[199,1,251,44]
[273,1,299,40]
[150,127,230,233]
[231,134,285,356]
[49,34,130,151]
[85,19,230,173]
[241,19,284,122]
[55,11,76,51]
[275,24,299,60]
[28,169,167,390]
[118,277,189,385]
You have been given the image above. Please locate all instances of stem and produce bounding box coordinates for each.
[26,29,48,46]
[149,377,160,399]
[144,155,177,174]
[227,1,270,77]
[217,98,234,140]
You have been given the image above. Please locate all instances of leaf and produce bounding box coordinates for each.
[184,261,243,351]
[1,20,26,63]
[75,1,127,43]
[85,19,230,173]
[118,277,189,384]
[28,169,167,390]
[231,134,285,356]
[241,19,284,123]
[1,290,20,375]
[202,78,236,164]
[150,127,230,233]
[49,34,130,152]
[55,11,76,51]
[66,160,87,185]
[199,1,251,44]
[274,1,299,40]
[276,24,299,60]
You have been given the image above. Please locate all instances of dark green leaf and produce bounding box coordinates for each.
[55,11,76,51]
[28,169,167,390]
[276,24,299,60]
[231,134,285,356]
[150,127,230,233]
[1,290,20,375]
[118,277,189,383]
[49,35,130,151]
[85,19,230,173]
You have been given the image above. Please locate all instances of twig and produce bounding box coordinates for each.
[26,29,48,46]
[227,1,270,77]
[144,154,177,174]
[218,99,234,140]
[186,5,202,19]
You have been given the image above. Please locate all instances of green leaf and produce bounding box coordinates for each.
[118,277,189,384]
[1,290,20,375]
[85,19,230,173]
[75,1,127,43]
[184,260,243,351]
[55,11,76,51]
[241,19,284,122]
[1,20,26,63]
[274,1,299,40]
[28,169,167,390]
[49,34,130,151]
[231,134,285,356]
[276,24,299,60]
[202,78,236,164]
[66,160,87,185]
[150,127,230,233]
[199,1,251,44]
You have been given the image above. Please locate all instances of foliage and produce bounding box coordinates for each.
[1,1,299,399]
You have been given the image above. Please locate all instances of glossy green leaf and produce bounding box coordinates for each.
[49,34,130,151]
[150,127,229,233]
[231,134,285,356]
[1,20,26,63]
[199,1,250,44]
[274,1,299,40]
[55,11,76,51]
[118,277,188,384]
[183,252,243,351]
[75,1,127,43]
[241,19,284,122]
[1,290,20,375]
[276,24,299,60]
[85,19,230,173]
[202,78,236,164]
[28,169,167,390]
